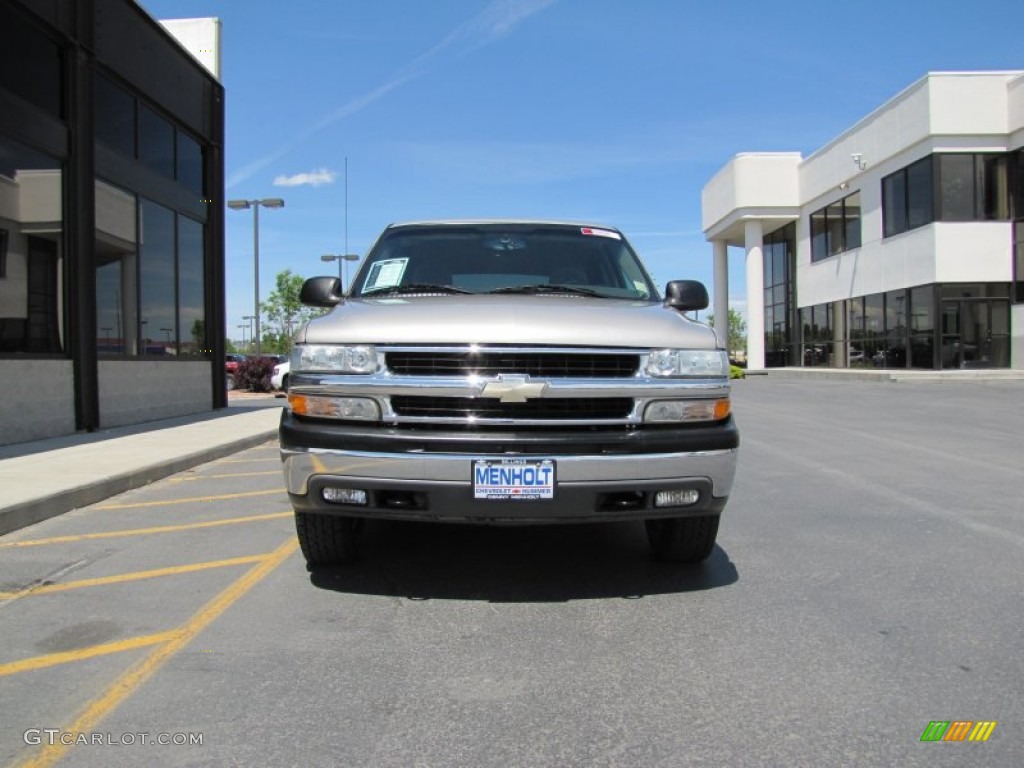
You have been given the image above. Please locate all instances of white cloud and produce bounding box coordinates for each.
[273,168,337,187]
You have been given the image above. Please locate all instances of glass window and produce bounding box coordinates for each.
[938,154,975,221]
[909,286,934,333]
[178,216,206,357]
[176,132,204,196]
[0,136,64,354]
[906,157,934,230]
[848,297,866,340]
[94,75,135,157]
[991,300,1009,336]
[883,172,907,237]
[138,198,176,355]
[772,240,785,286]
[843,192,861,250]
[811,209,827,261]
[978,154,1009,220]
[95,180,138,355]
[826,201,843,256]
[1015,151,1024,219]
[0,4,62,117]
[138,104,175,178]
[910,336,934,369]
[865,293,884,337]
[1014,221,1024,303]
[884,290,906,335]
[762,240,774,286]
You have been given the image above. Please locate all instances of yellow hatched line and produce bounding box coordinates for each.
[0,631,177,678]
[0,554,267,599]
[0,512,292,549]
[15,537,298,768]
[93,488,282,510]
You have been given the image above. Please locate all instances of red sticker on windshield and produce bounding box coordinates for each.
[581,227,621,240]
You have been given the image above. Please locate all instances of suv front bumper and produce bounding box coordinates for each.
[280,412,738,524]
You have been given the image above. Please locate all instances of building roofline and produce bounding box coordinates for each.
[805,70,1024,165]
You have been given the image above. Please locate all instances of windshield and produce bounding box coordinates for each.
[350,224,658,300]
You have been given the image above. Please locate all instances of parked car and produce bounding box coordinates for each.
[225,353,248,390]
[271,359,290,395]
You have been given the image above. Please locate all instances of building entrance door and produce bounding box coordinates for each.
[940,299,1011,369]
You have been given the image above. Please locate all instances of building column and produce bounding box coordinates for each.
[745,220,765,370]
[712,239,729,351]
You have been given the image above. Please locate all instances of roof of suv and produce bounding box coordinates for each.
[386,219,621,231]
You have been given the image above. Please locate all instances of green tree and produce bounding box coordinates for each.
[260,269,324,354]
[707,308,748,358]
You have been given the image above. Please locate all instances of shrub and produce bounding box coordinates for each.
[729,365,746,379]
[236,356,277,392]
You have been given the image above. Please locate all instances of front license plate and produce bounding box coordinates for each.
[473,459,555,500]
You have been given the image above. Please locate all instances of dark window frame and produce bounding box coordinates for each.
[882,156,935,238]
[937,152,1010,222]
[810,190,861,262]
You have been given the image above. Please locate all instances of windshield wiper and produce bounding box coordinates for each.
[361,283,473,296]
[488,284,607,297]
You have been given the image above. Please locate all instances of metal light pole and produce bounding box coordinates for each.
[242,315,255,353]
[321,253,360,291]
[228,198,285,358]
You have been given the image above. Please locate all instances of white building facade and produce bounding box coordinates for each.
[702,71,1024,371]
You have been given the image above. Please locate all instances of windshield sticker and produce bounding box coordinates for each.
[362,258,408,292]
[580,227,621,240]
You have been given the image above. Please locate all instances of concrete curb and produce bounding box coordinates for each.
[0,429,278,537]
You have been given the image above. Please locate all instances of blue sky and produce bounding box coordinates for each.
[139,0,1022,339]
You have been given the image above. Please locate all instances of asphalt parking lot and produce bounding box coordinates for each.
[0,377,1021,767]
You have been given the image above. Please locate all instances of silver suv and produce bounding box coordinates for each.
[280,221,738,565]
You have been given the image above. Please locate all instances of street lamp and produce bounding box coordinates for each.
[242,315,255,352]
[228,197,285,357]
[237,323,248,348]
[321,253,360,291]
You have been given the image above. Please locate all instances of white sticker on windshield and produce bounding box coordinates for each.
[580,227,621,240]
[362,258,409,292]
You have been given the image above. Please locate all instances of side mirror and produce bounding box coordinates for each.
[300,276,343,308]
[664,280,709,312]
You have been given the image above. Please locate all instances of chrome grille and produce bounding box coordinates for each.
[390,396,634,420]
[385,351,639,377]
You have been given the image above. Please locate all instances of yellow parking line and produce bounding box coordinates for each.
[0,554,268,600]
[212,457,279,464]
[93,488,282,510]
[0,631,177,678]
[169,470,282,481]
[0,512,292,549]
[16,537,298,768]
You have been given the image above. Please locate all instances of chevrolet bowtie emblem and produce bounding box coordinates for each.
[480,375,547,403]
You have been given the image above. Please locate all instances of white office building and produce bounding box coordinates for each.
[702,71,1024,371]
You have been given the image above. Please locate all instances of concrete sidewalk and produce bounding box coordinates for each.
[0,394,284,536]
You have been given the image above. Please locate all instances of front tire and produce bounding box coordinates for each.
[295,512,363,565]
[645,515,720,563]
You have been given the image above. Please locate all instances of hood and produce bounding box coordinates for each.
[300,295,719,349]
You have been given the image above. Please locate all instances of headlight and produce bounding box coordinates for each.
[644,399,730,423]
[288,394,381,421]
[645,349,727,377]
[294,345,378,374]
